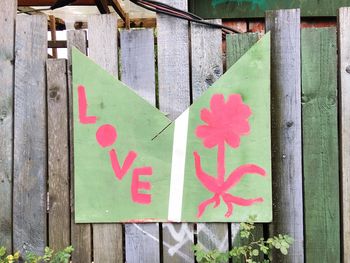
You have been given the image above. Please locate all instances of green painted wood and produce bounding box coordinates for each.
[72,33,272,223]
[67,30,92,263]
[189,0,350,18]
[338,8,350,262]
[301,27,340,262]
[88,14,123,263]
[120,28,161,263]
[0,0,16,252]
[226,33,259,69]
[226,32,263,263]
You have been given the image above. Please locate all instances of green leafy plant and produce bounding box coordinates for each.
[193,216,294,263]
[0,247,20,263]
[0,246,73,263]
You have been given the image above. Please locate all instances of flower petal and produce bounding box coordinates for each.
[210,94,226,114]
[196,125,212,139]
[200,108,213,125]
[225,132,241,148]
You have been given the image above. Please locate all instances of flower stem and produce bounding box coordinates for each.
[217,142,226,185]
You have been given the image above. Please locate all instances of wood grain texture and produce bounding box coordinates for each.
[191,19,222,101]
[0,0,16,252]
[226,32,263,262]
[13,15,47,257]
[120,28,159,263]
[301,27,340,263]
[338,7,350,262]
[120,29,156,105]
[157,0,194,261]
[47,59,70,251]
[125,224,160,263]
[190,19,229,254]
[157,0,190,120]
[162,223,194,263]
[265,9,304,262]
[67,30,92,263]
[226,33,259,68]
[87,14,123,263]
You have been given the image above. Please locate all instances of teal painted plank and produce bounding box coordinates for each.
[302,27,340,262]
[226,32,263,263]
[190,0,350,18]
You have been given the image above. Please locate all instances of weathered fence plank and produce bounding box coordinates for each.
[338,7,350,262]
[0,0,16,252]
[120,28,160,263]
[226,33,264,262]
[191,20,222,101]
[13,15,47,257]
[47,59,70,251]
[88,14,123,263]
[226,33,259,68]
[301,27,340,263]
[157,0,194,262]
[265,9,304,262]
[121,29,156,105]
[67,30,92,263]
[190,20,229,254]
[157,0,191,120]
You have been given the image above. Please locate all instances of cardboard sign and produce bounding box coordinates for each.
[73,33,272,223]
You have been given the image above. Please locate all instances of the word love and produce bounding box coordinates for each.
[78,85,152,204]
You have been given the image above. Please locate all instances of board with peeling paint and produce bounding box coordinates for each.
[190,0,350,18]
[73,33,272,223]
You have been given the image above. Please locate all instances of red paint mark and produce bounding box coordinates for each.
[78,85,97,124]
[126,218,161,223]
[109,149,137,180]
[194,94,266,218]
[131,167,152,204]
[96,124,117,148]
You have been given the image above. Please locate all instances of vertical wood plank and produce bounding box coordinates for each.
[0,0,16,252]
[120,29,156,105]
[265,9,304,262]
[157,0,194,262]
[13,15,47,256]
[120,28,160,263]
[226,33,264,262]
[87,14,123,263]
[338,7,350,262]
[191,20,229,253]
[157,0,190,120]
[67,30,92,263]
[301,27,340,263]
[226,33,259,68]
[47,59,70,251]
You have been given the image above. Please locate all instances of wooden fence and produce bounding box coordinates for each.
[0,0,349,262]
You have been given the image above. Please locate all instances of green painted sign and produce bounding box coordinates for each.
[190,0,350,18]
[73,33,272,223]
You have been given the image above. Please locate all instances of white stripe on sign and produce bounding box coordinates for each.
[168,108,190,222]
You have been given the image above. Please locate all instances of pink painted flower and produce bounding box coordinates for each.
[196,94,252,148]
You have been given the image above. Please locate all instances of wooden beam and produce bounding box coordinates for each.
[95,0,110,14]
[49,15,58,58]
[19,0,95,5]
[74,17,156,29]
[110,0,130,28]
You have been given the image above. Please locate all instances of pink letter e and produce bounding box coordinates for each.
[131,167,152,204]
